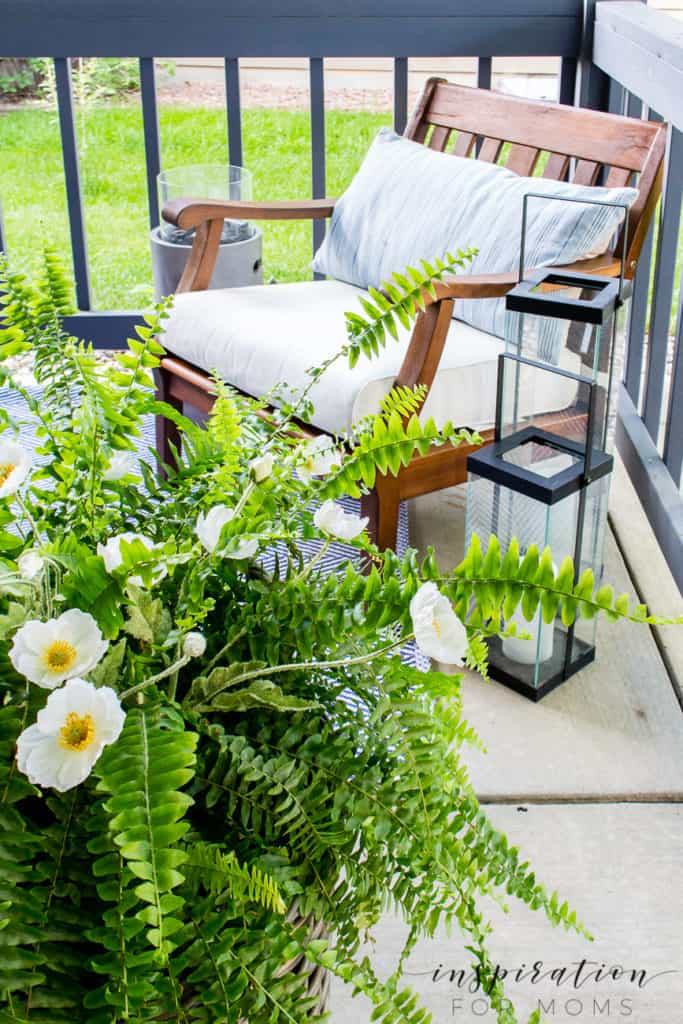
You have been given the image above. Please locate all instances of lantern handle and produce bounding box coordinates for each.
[519,193,630,302]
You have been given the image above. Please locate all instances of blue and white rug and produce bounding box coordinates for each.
[1,385,426,670]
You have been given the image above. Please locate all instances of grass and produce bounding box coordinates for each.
[0,103,390,309]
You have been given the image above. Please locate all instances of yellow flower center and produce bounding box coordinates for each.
[59,712,96,751]
[44,639,78,674]
[0,462,16,486]
[432,614,442,640]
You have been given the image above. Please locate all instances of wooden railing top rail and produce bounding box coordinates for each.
[594,1,683,130]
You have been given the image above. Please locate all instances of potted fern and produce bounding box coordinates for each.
[0,249,678,1024]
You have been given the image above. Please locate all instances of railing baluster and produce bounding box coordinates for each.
[139,58,161,229]
[642,126,683,444]
[54,57,91,310]
[393,57,408,134]
[663,285,683,485]
[477,57,492,91]
[607,78,624,116]
[625,90,642,119]
[309,57,326,263]
[225,58,243,168]
[559,57,577,105]
[475,59,492,156]
[624,219,654,407]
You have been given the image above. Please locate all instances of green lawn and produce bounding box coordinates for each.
[0,104,390,309]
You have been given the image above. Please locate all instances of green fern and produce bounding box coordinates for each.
[320,412,478,499]
[378,384,429,420]
[184,843,286,913]
[205,375,243,497]
[447,534,683,629]
[95,707,198,960]
[345,249,476,367]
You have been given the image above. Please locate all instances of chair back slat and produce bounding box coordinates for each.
[479,137,503,163]
[428,125,451,151]
[505,144,541,176]
[605,166,633,188]
[453,131,476,157]
[542,152,570,180]
[572,160,601,185]
[403,78,667,273]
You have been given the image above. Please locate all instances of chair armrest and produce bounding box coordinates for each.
[163,197,337,231]
[433,253,622,301]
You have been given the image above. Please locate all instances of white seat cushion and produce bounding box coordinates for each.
[162,280,579,436]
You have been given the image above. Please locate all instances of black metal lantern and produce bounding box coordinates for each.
[466,267,625,701]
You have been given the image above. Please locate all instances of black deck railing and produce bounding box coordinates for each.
[1,0,682,588]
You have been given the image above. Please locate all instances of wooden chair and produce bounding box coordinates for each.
[156,78,666,550]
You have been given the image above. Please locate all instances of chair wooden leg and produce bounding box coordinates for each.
[154,365,183,472]
[362,475,401,553]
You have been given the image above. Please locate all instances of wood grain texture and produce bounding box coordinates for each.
[164,197,336,229]
[478,136,503,163]
[542,151,570,180]
[504,142,541,176]
[428,80,662,170]
[453,131,476,157]
[427,124,451,151]
[176,217,224,293]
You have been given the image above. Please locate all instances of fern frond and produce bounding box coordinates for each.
[184,842,286,913]
[319,412,479,498]
[378,384,428,421]
[448,534,683,629]
[95,707,198,959]
[206,375,243,497]
[345,248,476,367]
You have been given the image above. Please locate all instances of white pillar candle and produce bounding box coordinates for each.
[502,605,555,664]
[502,558,558,665]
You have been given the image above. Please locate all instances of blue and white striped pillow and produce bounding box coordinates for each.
[313,127,636,348]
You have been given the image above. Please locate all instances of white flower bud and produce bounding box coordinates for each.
[250,453,274,483]
[18,550,45,580]
[102,451,139,482]
[183,632,207,659]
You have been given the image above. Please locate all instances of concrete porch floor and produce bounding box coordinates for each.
[330,456,683,1024]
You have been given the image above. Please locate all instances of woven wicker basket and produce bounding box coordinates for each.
[239,904,330,1021]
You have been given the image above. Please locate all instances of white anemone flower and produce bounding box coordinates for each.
[0,441,31,499]
[196,505,259,560]
[17,550,45,580]
[313,500,368,542]
[297,437,341,483]
[16,678,125,792]
[9,608,108,689]
[250,453,274,483]
[409,582,468,665]
[102,451,140,481]
[97,532,167,587]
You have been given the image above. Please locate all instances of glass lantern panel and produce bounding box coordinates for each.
[466,473,583,692]
[505,301,621,454]
[602,297,629,454]
[499,356,594,452]
[570,474,611,664]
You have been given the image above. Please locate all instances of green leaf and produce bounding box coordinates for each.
[203,680,321,714]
